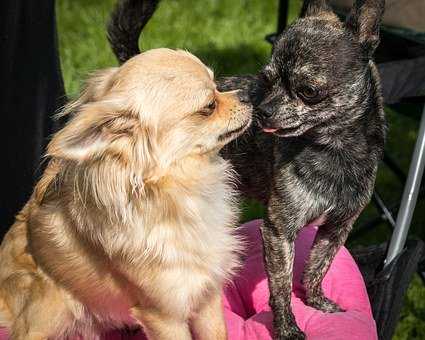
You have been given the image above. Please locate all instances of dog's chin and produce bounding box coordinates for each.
[218,117,252,143]
[196,117,252,155]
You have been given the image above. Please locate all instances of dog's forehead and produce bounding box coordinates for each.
[114,49,216,115]
[271,19,361,82]
[120,49,214,86]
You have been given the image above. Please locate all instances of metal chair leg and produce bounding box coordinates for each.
[373,191,397,228]
[385,104,425,266]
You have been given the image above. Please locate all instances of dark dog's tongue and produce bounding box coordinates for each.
[263,128,278,133]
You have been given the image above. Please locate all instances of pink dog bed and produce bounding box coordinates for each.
[0,219,377,339]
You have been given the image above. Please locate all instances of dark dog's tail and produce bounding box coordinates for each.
[107,0,161,64]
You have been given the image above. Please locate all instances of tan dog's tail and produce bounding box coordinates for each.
[107,0,161,64]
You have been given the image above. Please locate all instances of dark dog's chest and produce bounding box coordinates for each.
[274,137,378,213]
[223,126,379,215]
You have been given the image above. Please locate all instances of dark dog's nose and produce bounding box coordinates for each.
[258,104,274,118]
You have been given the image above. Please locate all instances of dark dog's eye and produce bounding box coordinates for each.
[297,86,325,104]
[199,100,216,116]
[300,86,317,98]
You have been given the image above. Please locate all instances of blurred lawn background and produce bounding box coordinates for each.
[56,0,425,338]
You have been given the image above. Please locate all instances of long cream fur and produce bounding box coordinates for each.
[0,48,251,340]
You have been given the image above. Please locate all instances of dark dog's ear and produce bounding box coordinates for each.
[300,0,333,18]
[346,0,385,58]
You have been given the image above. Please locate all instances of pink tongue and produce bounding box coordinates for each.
[263,128,278,133]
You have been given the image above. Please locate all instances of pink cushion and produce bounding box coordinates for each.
[222,220,377,340]
[0,219,376,340]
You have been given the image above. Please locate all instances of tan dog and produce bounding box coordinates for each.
[0,48,251,340]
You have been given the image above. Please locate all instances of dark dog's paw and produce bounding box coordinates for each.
[274,323,305,340]
[307,295,344,313]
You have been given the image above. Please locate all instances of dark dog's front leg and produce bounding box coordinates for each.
[261,219,304,340]
[303,217,355,313]
[261,195,306,340]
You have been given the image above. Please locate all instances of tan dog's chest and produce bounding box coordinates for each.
[25,181,239,326]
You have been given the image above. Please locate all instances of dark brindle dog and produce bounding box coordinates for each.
[108,0,386,338]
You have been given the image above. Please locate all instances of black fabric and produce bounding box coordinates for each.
[352,239,425,340]
[378,57,425,105]
[0,0,66,240]
[375,30,425,105]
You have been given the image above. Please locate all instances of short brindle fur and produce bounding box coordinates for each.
[108,0,386,338]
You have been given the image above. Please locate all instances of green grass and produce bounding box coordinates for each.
[57,0,304,96]
[56,1,425,338]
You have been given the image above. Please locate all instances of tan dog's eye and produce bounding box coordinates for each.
[206,100,216,110]
[199,100,216,116]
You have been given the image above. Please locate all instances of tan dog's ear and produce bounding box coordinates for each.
[47,68,119,161]
[57,67,118,119]
[47,104,115,161]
